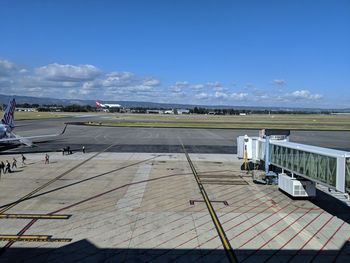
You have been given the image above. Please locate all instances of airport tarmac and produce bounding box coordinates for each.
[2,116,350,154]
[0,117,350,262]
[0,151,349,263]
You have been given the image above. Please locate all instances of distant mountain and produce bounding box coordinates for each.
[0,94,92,106]
[0,93,349,112]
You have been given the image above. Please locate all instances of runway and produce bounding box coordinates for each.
[2,116,350,154]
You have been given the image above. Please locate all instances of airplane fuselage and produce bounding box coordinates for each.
[0,124,12,139]
[103,104,121,108]
[96,101,121,109]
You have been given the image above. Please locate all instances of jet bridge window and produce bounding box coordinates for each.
[270,144,337,187]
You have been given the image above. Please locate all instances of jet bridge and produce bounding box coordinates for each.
[269,140,350,193]
[237,130,350,194]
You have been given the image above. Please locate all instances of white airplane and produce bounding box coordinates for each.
[95,100,121,109]
[0,98,66,147]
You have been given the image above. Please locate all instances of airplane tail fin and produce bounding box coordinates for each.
[96,100,102,108]
[1,98,15,128]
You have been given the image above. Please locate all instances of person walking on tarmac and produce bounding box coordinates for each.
[0,161,4,174]
[5,160,11,173]
[12,158,17,170]
[21,154,26,165]
[45,154,50,164]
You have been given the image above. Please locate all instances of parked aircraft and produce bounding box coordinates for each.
[0,98,66,147]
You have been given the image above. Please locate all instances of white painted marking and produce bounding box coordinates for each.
[116,164,152,212]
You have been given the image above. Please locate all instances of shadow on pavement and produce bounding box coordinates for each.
[0,239,349,263]
[311,189,350,224]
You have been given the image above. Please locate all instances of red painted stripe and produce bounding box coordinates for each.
[240,208,314,262]
[145,190,282,262]
[200,196,288,247]
[286,214,334,263]
[194,197,290,260]
[231,202,291,239]
[239,206,300,248]
[200,204,278,246]
[309,221,346,262]
[0,172,189,254]
[263,211,325,262]
[219,190,282,225]
[171,192,284,256]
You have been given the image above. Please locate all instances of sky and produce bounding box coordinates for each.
[0,0,349,108]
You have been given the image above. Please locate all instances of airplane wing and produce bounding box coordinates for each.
[0,124,68,146]
[0,136,32,146]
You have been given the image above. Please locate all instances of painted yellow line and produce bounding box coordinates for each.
[0,235,72,242]
[0,214,71,219]
[0,235,51,240]
[181,142,238,263]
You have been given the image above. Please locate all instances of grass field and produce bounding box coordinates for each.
[2,111,350,130]
[85,113,350,130]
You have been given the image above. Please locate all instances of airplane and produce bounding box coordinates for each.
[0,98,67,147]
[95,100,121,109]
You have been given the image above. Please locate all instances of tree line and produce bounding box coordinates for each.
[1,103,333,114]
[189,107,332,115]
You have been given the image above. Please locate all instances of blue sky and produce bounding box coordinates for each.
[0,0,349,108]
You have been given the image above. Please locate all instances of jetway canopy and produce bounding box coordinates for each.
[269,141,350,193]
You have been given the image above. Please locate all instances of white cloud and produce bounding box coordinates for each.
[231,92,248,100]
[0,58,331,107]
[0,77,14,87]
[27,87,43,92]
[174,81,189,87]
[96,72,160,99]
[79,82,95,95]
[101,71,135,87]
[124,86,153,92]
[0,59,17,76]
[0,59,162,100]
[170,81,189,94]
[176,81,224,92]
[215,91,228,99]
[288,90,323,100]
[204,81,224,91]
[195,92,210,99]
[143,78,160,86]
[36,63,101,82]
[192,84,205,90]
[272,79,286,86]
